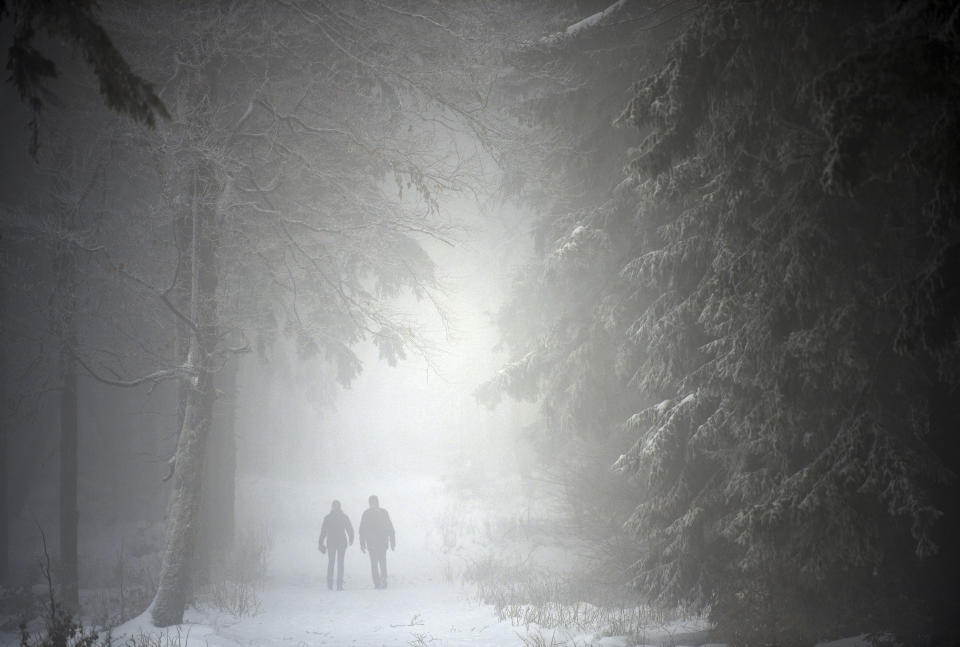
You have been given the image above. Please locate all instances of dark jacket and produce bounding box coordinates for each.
[359,507,395,552]
[319,509,354,549]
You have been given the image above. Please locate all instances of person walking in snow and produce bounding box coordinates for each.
[319,499,354,590]
[358,494,395,589]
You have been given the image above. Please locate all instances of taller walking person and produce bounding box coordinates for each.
[358,495,395,589]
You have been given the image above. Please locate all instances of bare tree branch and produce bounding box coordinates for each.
[74,353,194,389]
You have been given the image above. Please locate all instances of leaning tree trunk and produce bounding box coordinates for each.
[170,163,194,447]
[150,162,221,627]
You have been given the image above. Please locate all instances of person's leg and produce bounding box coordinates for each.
[370,548,386,588]
[336,546,345,590]
[326,551,335,590]
[379,549,388,588]
[368,550,381,588]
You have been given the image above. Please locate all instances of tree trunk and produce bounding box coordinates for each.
[0,413,7,584]
[220,357,237,549]
[150,161,221,627]
[0,289,7,583]
[197,354,238,584]
[171,168,193,443]
[56,243,80,611]
[59,329,79,610]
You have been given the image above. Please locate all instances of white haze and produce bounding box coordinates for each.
[232,196,539,584]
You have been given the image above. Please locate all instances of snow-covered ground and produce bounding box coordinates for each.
[117,579,533,647]
[110,471,714,647]
[3,477,870,647]
[112,578,713,647]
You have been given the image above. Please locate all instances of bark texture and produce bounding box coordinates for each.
[150,162,221,627]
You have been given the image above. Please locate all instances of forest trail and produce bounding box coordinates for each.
[108,477,714,647]
[113,577,718,647]
[109,540,720,647]
[116,578,548,647]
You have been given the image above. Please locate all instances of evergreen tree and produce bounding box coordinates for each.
[478,0,689,593]
[489,1,960,643]
[616,2,959,642]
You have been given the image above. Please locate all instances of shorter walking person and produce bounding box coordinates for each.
[358,495,395,589]
[318,500,354,590]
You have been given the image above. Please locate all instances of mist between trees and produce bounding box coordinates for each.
[1,1,958,646]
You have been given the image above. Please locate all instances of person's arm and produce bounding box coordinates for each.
[346,516,355,546]
[358,510,367,553]
[385,510,396,550]
[318,518,327,552]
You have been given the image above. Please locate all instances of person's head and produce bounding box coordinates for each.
[331,500,341,511]
[368,495,379,508]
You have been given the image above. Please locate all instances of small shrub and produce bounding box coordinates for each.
[18,616,109,647]
[220,529,271,585]
[196,529,270,617]
[121,626,191,647]
[204,579,262,618]
[464,554,675,636]
[516,629,587,647]
[407,631,440,646]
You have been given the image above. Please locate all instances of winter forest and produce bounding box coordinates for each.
[0,1,958,646]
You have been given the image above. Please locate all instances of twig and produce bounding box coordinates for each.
[36,523,58,625]
[390,613,425,627]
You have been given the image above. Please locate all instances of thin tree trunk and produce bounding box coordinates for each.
[0,414,7,584]
[221,356,237,548]
[53,229,80,612]
[59,324,79,611]
[150,162,221,627]
[0,288,7,583]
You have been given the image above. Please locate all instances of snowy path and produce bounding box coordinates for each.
[112,577,868,647]
[118,578,536,647]
[112,574,727,647]
[108,475,713,647]
[211,580,513,647]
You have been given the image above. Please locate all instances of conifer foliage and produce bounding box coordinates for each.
[1,0,168,154]
[489,1,960,643]
[616,2,960,642]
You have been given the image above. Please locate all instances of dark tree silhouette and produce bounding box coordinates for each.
[1,0,167,154]
[486,1,960,643]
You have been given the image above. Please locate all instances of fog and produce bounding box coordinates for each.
[234,204,539,582]
[2,2,959,646]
